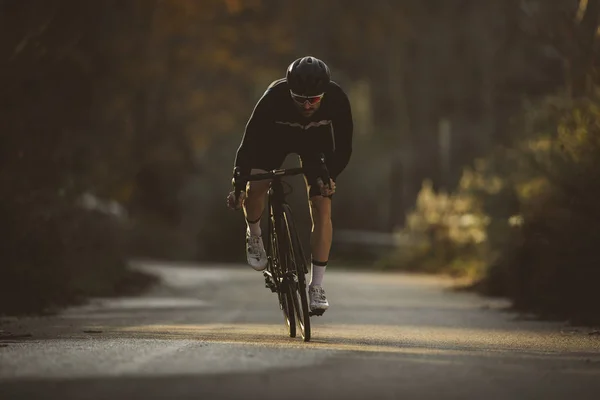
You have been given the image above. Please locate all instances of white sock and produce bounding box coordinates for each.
[246,219,261,236]
[309,260,327,287]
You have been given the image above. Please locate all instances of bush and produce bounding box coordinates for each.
[378,179,490,278]
[484,92,600,324]
[0,196,157,315]
[386,89,600,325]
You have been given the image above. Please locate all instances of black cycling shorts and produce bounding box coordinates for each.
[250,149,333,199]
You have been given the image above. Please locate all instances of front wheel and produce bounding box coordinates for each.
[268,214,296,338]
[281,204,311,342]
[280,283,296,338]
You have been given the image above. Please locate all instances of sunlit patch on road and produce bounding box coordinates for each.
[114,323,600,361]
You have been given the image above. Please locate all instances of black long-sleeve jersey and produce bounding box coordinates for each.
[233,78,353,181]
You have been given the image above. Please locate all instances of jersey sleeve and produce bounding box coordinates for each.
[233,89,273,177]
[329,89,354,180]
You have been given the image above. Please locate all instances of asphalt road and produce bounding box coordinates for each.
[1,261,599,400]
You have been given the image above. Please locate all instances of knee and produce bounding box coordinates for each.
[310,196,332,225]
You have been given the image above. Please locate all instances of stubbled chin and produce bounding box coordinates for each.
[294,103,318,118]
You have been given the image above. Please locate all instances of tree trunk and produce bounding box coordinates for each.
[571,0,600,97]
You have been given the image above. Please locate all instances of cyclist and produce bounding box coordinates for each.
[227,56,354,313]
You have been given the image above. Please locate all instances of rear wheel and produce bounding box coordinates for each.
[281,205,311,342]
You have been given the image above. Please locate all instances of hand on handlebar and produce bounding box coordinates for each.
[316,177,336,197]
[228,166,247,210]
[226,190,246,210]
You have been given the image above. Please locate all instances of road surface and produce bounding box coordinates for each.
[1,261,599,400]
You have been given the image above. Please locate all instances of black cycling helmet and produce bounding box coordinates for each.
[286,56,331,96]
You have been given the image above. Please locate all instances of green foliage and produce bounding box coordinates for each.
[387,89,600,324]
[484,91,600,324]
[379,177,491,279]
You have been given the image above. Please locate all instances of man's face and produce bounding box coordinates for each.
[291,91,324,118]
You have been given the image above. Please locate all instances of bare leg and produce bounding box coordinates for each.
[243,169,270,233]
[242,169,272,271]
[309,195,332,286]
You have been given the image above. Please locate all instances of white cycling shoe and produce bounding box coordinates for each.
[308,285,329,312]
[246,231,267,271]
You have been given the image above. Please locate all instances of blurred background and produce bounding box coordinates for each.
[2,0,599,325]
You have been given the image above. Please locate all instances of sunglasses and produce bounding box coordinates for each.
[290,91,325,106]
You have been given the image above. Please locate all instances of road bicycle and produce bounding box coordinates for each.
[234,154,330,342]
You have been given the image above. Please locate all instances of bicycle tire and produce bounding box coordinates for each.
[281,204,311,342]
[268,212,296,338]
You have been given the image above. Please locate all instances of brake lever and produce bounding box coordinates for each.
[232,167,246,207]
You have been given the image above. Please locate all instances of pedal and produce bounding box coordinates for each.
[309,309,326,317]
[263,271,277,293]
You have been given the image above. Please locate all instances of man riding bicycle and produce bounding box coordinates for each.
[227,56,354,314]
